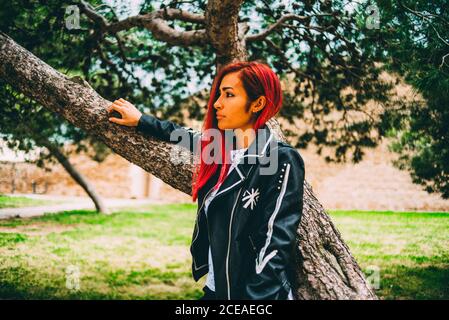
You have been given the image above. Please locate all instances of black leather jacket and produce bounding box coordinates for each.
[136,114,305,300]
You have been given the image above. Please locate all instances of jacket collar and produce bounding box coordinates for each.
[236,124,274,177]
[205,125,275,201]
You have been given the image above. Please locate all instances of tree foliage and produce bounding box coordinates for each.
[1,0,395,166]
[4,0,446,200]
[375,0,449,198]
[0,0,111,167]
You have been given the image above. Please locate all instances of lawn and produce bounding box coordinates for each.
[0,195,64,209]
[0,204,447,300]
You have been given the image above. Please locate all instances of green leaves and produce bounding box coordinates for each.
[375,0,449,198]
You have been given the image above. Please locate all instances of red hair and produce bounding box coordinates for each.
[191,61,283,201]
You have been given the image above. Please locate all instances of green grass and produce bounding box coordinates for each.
[327,210,449,300]
[0,232,28,246]
[0,205,447,299]
[0,195,64,209]
[0,203,201,299]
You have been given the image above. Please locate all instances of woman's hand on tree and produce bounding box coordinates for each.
[107,98,142,127]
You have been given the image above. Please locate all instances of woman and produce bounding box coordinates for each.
[107,61,305,300]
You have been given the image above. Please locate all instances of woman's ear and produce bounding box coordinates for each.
[251,96,267,113]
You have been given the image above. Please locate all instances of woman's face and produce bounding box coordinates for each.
[213,72,260,131]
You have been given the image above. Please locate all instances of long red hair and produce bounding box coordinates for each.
[191,61,283,201]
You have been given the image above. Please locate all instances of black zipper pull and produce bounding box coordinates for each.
[248,235,257,253]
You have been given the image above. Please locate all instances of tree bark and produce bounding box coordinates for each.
[0,32,377,299]
[205,0,249,66]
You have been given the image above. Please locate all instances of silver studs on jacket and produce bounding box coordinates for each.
[278,163,287,190]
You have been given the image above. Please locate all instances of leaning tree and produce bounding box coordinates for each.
[0,95,110,213]
[0,0,392,299]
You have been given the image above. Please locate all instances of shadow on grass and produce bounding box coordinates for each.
[0,265,202,300]
[379,265,449,299]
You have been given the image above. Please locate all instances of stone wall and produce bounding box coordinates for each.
[0,152,132,198]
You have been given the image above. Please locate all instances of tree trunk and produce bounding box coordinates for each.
[205,0,249,66]
[39,138,109,214]
[0,32,378,299]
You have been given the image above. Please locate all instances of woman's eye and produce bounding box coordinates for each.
[226,93,233,97]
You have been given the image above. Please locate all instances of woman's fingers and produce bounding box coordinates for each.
[114,99,125,107]
[108,102,124,113]
[108,116,126,125]
[107,98,140,126]
[119,98,132,108]
[111,99,133,112]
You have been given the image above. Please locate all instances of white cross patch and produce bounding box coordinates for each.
[242,188,260,210]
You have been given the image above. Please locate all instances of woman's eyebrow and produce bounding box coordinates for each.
[220,86,234,91]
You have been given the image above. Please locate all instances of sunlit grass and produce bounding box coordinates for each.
[0,205,447,299]
[328,210,449,300]
[0,195,64,209]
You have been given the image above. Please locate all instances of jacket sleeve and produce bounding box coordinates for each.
[243,147,305,300]
[136,114,201,154]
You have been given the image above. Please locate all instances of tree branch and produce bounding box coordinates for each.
[246,13,334,43]
[79,0,207,47]
[400,2,449,47]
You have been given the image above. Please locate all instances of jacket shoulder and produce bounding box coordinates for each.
[272,140,305,169]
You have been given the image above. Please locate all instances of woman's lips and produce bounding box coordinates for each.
[216,114,225,119]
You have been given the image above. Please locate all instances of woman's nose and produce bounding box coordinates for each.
[214,99,222,110]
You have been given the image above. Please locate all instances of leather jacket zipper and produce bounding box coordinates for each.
[192,186,214,270]
[225,186,244,300]
[225,165,254,299]
[248,235,257,254]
